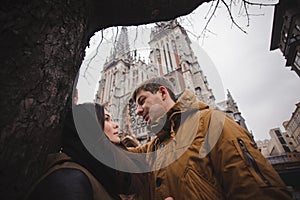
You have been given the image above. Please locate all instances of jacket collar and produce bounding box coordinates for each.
[150,90,209,141]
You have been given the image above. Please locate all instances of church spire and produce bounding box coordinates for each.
[112,27,131,60]
[226,89,238,113]
[225,89,248,131]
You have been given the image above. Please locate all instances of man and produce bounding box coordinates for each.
[129,77,292,200]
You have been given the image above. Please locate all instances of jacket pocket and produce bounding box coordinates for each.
[234,138,271,187]
[183,167,222,200]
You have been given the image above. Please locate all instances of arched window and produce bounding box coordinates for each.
[169,77,176,87]
[167,43,173,70]
[171,40,179,68]
[161,41,169,73]
[195,87,201,97]
[171,40,178,53]
[156,49,161,62]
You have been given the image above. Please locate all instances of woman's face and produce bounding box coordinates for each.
[103,109,121,144]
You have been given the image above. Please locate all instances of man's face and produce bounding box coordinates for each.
[135,89,167,124]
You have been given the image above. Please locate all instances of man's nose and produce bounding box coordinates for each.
[136,105,143,116]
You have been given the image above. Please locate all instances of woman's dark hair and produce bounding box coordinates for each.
[94,103,105,131]
[62,103,127,199]
[62,103,145,198]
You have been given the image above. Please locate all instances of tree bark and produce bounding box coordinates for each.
[0,0,209,199]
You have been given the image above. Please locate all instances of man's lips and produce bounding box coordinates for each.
[113,132,119,135]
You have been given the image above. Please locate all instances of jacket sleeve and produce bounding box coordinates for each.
[209,112,293,200]
[27,168,93,200]
[119,143,149,200]
[127,140,152,153]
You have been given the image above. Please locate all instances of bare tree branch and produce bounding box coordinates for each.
[221,0,247,33]
[183,0,277,45]
[243,0,250,27]
[205,0,217,20]
[82,0,278,78]
[83,30,105,80]
[243,0,277,7]
[200,0,220,40]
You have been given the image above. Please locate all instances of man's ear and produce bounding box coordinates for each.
[159,86,168,100]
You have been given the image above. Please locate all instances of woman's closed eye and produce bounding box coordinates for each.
[105,114,112,122]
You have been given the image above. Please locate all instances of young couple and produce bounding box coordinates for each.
[27,77,292,200]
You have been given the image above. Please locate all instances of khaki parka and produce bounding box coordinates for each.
[129,91,292,200]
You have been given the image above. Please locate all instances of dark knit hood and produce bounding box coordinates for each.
[62,103,131,199]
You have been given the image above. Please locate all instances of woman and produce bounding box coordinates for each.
[95,103,121,144]
[26,103,144,200]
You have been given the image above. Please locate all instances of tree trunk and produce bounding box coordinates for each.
[0,1,90,199]
[0,0,209,199]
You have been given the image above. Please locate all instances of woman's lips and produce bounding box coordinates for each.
[144,115,151,124]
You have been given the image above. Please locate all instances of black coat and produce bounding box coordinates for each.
[27,104,145,200]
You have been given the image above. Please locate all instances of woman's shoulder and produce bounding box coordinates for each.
[28,168,93,200]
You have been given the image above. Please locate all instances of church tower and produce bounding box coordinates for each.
[95,27,156,137]
[96,21,249,142]
[148,20,216,108]
[217,90,248,130]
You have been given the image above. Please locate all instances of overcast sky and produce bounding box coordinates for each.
[77,2,299,141]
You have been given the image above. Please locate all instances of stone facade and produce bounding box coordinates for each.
[270,0,300,77]
[255,103,300,199]
[96,20,248,142]
[256,102,300,161]
[284,102,300,152]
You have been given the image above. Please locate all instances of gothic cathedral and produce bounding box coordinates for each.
[95,20,248,143]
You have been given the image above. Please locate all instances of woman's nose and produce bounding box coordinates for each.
[114,122,119,128]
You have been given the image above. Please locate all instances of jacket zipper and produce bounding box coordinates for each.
[237,138,271,186]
